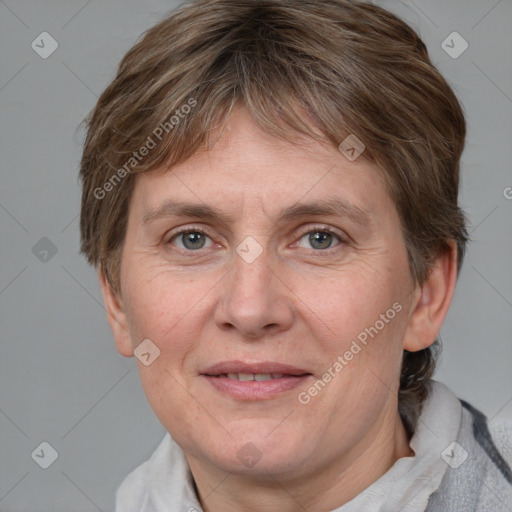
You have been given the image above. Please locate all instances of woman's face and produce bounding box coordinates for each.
[108,107,420,481]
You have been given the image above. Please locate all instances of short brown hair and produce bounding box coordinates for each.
[79,0,468,429]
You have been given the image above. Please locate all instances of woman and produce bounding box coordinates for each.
[79,1,512,510]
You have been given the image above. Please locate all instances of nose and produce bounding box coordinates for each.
[214,241,294,339]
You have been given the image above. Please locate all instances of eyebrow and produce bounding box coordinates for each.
[141,195,372,227]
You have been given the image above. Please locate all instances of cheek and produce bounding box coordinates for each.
[303,267,398,338]
[124,263,212,339]
[122,271,210,436]
[302,263,408,386]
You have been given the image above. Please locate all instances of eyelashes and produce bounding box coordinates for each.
[168,227,214,251]
[165,224,346,255]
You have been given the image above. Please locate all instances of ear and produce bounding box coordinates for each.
[403,241,458,352]
[97,266,134,357]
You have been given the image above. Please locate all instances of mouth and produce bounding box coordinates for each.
[211,372,294,381]
[200,361,313,400]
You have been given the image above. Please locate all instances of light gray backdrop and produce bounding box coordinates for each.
[1,0,511,510]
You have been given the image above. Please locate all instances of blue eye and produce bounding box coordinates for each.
[167,226,344,254]
[170,230,213,251]
[297,230,342,250]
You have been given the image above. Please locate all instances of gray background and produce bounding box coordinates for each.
[1,0,511,510]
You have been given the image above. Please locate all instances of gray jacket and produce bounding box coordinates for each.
[425,400,512,511]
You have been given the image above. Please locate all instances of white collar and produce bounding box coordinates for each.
[333,380,461,511]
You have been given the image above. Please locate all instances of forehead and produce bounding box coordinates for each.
[129,108,392,226]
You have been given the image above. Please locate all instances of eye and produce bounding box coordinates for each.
[296,227,343,251]
[166,225,345,253]
[168,228,214,251]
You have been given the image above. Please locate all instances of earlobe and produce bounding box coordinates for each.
[97,266,134,357]
[403,242,458,352]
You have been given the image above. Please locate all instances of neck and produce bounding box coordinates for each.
[187,410,413,512]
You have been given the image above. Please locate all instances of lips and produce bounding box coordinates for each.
[201,361,313,400]
[201,361,311,377]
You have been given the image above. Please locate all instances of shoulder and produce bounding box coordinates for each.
[115,433,202,512]
[115,459,150,511]
[426,396,512,511]
[115,434,172,512]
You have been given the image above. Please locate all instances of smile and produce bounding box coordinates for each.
[201,361,313,400]
[224,373,284,381]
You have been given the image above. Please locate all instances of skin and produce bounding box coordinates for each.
[99,106,458,511]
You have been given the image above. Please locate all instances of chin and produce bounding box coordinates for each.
[208,429,309,476]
